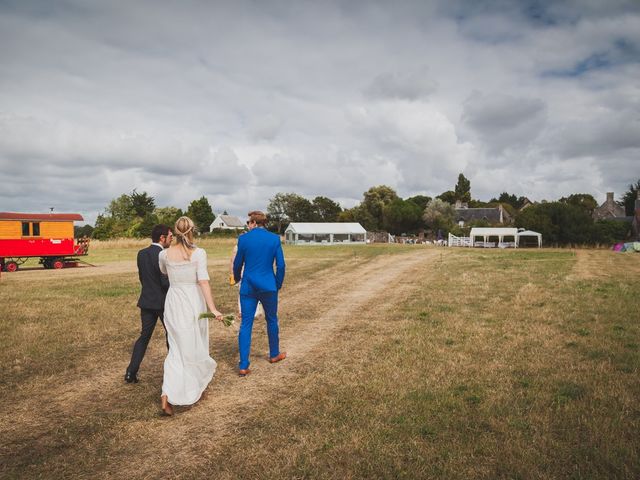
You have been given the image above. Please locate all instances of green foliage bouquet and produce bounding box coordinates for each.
[198,312,236,327]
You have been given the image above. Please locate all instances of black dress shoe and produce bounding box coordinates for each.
[124,371,139,383]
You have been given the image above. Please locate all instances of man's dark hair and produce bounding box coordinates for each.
[151,224,171,243]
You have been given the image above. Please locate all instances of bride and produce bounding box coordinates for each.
[158,216,223,415]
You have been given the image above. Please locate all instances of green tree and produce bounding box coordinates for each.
[154,206,183,228]
[490,192,527,210]
[135,213,160,238]
[74,224,94,238]
[516,202,594,245]
[267,192,291,233]
[423,198,456,232]
[592,220,631,245]
[131,189,156,217]
[437,190,456,204]
[312,196,342,222]
[287,195,315,222]
[266,192,316,233]
[559,193,598,215]
[405,195,432,211]
[186,196,215,234]
[361,185,399,230]
[454,173,471,203]
[107,193,135,222]
[92,214,116,240]
[621,179,640,216]
[382,198,423,235]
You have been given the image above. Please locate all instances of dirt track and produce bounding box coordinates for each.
[0,248,438,478]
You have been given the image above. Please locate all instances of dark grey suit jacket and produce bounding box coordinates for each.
[136,245,169,310]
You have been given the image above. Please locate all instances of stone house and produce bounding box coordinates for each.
[592,192,626,220]
[454,201,511,227]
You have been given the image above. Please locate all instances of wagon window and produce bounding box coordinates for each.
[32,222,40,236]
[22,222,29,236]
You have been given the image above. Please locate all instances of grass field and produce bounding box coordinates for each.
[1,242,639,479]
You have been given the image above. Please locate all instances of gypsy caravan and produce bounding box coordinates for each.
[0,212,90,272]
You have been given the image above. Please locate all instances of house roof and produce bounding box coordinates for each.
[455,208,501,222]
[285,222,366,234]
[217,215,245,227]
[0,212,84,222]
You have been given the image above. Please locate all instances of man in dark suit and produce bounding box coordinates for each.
[233,210,286,376]
[125,224,173,383]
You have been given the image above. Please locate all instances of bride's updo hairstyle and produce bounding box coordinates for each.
[174,216,197,260]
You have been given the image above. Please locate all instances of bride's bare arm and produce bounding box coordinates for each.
[198,280,223,319]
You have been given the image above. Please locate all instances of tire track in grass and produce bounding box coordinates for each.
[0,249,436,478]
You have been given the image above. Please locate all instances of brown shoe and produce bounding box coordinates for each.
[269,352,287,364]
[238,369,251,377]
[161,395,173,416]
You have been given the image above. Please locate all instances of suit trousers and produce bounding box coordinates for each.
[238,291,280,370]
[127,308,168,374]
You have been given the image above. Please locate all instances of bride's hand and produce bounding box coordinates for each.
[211,309,223,320]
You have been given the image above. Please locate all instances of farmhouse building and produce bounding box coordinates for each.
[285,222,366,245]
[593,192,626,220]
[454,202,510,227]
[209,215,245,231]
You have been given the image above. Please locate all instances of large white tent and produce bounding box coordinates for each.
[285,223,366,245]
[470,227,519,247]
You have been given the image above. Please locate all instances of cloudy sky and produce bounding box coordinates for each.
[1,0,639,225]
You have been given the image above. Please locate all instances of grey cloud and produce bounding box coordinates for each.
[364,69,438,101]
[246,114,284,142]
[461,92,547,153]
[1,0,639,220]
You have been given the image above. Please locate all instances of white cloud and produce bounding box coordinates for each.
[1,0,639,224]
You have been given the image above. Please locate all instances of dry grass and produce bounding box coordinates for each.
[0,245,639,479]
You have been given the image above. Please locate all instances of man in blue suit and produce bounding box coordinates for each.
[233,210,286,376]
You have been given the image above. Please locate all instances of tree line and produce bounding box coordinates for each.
[83,190,215,240]
[80,176,639,246]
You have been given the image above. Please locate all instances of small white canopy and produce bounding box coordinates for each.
[517,230,542,247]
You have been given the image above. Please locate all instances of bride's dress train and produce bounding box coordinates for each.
[159,247,216,406]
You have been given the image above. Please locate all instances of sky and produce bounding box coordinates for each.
[1,0,639,225]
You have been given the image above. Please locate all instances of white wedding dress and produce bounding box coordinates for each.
[159,247,216,405]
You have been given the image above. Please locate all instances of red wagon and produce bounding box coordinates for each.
[0,212,90,272]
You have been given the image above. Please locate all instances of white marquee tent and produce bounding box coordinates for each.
[470,227,518,247]
[285,223,367,245]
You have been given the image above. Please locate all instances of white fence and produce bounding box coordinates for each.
[448,233,471,247]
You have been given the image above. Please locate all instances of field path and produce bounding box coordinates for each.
[101,248,436,479]
[1,248,439,478]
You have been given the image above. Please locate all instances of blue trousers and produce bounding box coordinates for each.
[238,291,280,370]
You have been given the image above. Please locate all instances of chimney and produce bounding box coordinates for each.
[606,192,615,204]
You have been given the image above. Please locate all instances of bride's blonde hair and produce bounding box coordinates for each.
[174,216,197,260]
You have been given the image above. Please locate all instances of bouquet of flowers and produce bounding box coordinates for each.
[198,312,236,327]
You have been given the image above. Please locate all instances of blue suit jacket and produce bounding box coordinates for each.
[233,228,285,295]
